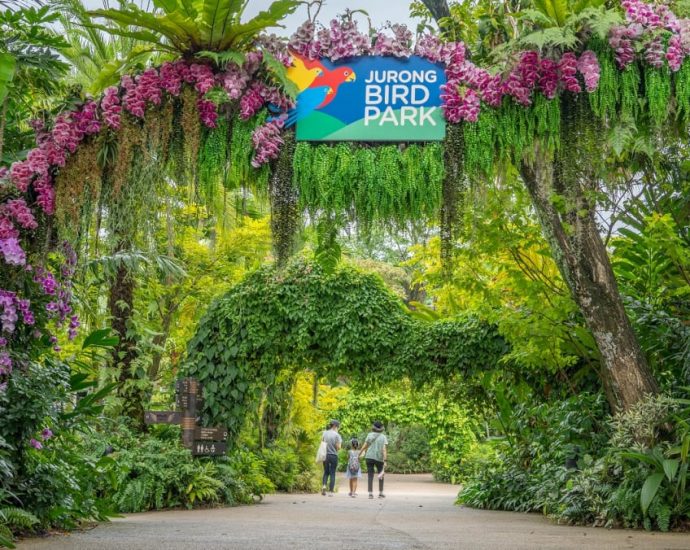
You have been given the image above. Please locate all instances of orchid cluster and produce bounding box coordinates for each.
[610,0,690,70]
[289,16,417,62]
[373,24,414,58]
[251,118,285,168]
[0,242,77,375]
[438,44,601,123]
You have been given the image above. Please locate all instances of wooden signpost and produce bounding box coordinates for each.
[145,377,228,456]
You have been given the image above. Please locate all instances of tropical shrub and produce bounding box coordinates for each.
[88,422,274,513]
[0,330,119,540]
[458,393,609,513]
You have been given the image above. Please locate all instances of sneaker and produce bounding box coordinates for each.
[328,492,334,497]
[368,493,374,499]
[378,493,386,499]
[348,492,352,497]
[321,486,326,496]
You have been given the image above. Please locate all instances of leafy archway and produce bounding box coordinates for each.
[182,259,507,441]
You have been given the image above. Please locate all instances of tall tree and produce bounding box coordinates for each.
[421,0,451,22]
[520,141,658,412]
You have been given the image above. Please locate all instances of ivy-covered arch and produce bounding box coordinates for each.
[183,260,507,441]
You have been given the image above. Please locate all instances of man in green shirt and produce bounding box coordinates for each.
[358,421,388,499]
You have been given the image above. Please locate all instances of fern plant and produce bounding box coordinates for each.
[88,0,298,55]
[517,0,622,51]
[0,506,39,549]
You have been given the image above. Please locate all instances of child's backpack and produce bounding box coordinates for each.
[348,453,360,474]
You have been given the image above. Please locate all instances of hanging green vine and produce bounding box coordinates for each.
[293,141,444,230]
[589,38,619,121]
[620,64,641,120]
[675,60,690,119]
[644,66,672,127]
[442,124,464,274]
[228,112,270,192]
[198,114,230,206]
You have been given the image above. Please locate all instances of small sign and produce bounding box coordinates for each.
[176,393,189,409]
[192,441,227,456]
[288,54,446,142]
[144,411,181,425]
[195,427,228,441]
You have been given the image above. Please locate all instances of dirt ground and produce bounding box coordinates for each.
[17,474,690,549]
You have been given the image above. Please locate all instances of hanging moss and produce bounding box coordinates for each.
[270,131,298,266]
[180,86,201,184]
[644,66,672,126]
[111,115,144,197]
[54,137,103,240]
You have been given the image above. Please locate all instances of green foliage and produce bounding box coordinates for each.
[88,0,298,55]
[644,66,671,127]
[331,383,477,479]
[293,142,444,229]
[0,505,38,549]
[386,425,432,474]
[458,393,609,513]
[228,115,270,190]
[259,442,315,492]
[86,422,274,512]
[184,259,506,444]
[0,330,120,538]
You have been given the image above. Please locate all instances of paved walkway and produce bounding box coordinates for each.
[18,474,690,549]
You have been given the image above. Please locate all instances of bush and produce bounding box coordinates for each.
[260,444,303,492]
[457,393,609,514]
[459,391,690,532]
[0,357,117,535]
[88,423,274,513]
[387,424,431,473]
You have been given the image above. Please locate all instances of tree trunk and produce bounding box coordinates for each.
[261,376,294,446]
[148,305,174,381]
[109,241,146,429]
[519,141,658,413]
[421,0,451,22]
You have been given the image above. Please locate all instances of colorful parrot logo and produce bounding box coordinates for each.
[283,50,356,128]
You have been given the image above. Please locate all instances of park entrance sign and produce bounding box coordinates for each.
[287,54,446,142]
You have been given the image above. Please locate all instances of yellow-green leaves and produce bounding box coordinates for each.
[0,52,16,102]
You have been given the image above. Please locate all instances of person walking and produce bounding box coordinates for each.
[359,421,388,499]
[321,420,342,496]
[345,438,362,497]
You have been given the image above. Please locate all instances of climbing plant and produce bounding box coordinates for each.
[183,259,507,441]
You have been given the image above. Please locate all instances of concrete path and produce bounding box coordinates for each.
[18,474,690,549]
